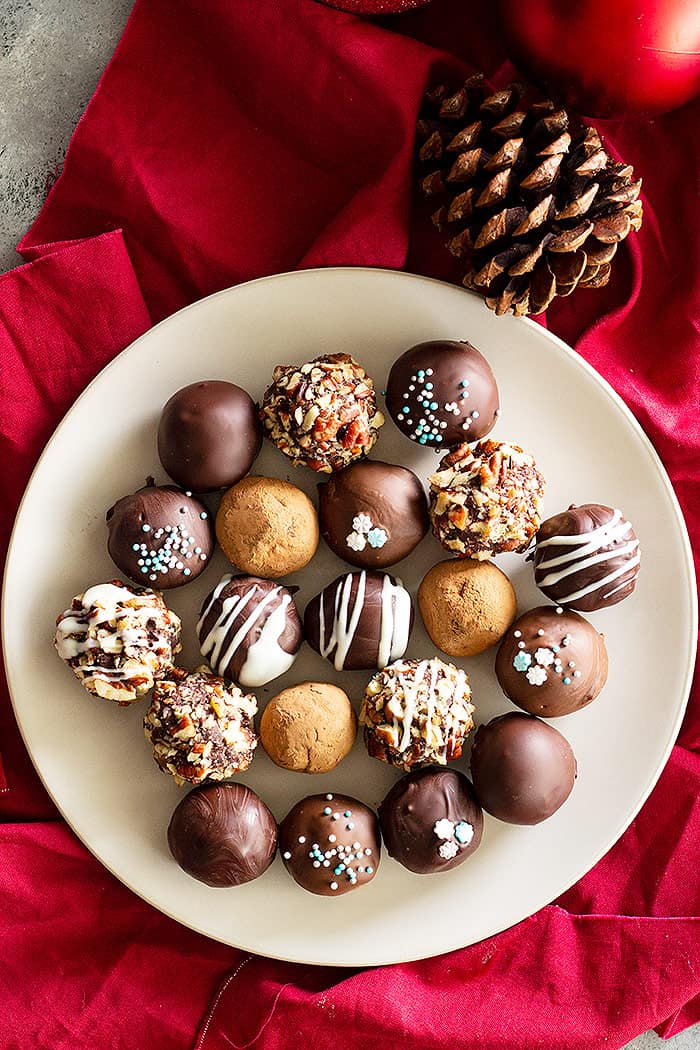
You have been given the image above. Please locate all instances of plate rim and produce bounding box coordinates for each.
[3,266,697,966]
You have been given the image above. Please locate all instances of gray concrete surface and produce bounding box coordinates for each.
[0,2,697,1047]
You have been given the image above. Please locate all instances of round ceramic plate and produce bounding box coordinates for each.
[3,269,696,966]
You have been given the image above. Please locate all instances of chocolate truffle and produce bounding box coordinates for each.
[418,559,517,657]
[386,340,500,448]
[198,574,303,688]
[379,767,483,874]
[260,682,357,774]
[533,503,641,611]
[318,460,429,570]
[361,657,474,771]
[260,353,384,473]
[144,667,257,785]
[470,713,577,825]
[157,380,262,493]
[495,605,608,717]
[429,439,545,559]
[54,580,181,704]
[167,782,277,887]
[304,571,413,672]
[106,483,214,589]
[279,793,380,896]
[216,475,319,578]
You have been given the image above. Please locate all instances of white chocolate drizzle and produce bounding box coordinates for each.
[536,509,640,603]
[317,572,411,671]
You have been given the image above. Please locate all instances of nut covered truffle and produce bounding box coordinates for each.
[495,605,608,717]
[360,657,474,771]
[198,574,303,688]
[418,559,517,657]
[533,503,641,611]
[144,667,257,785]
[279,793,380,895]
[54,580,181,704]
[429,439,545,559]
[167,782,277,887]
[260,353,384,472]
[260,682,357,774]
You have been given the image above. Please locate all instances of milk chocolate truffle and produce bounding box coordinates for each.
[260,353,384,473]
[260,682,357,774]
[167,782,277,887]
[279,793,380,896]
[418,559,517,657]
[470,713,577,825]
[198,574,302,688]
[379,767,483,874]
[496,605,608,717]
[534,503,641,611]
[429,439,545,559]
[54,580,181,704]
[157,380,262,493]
[386,340,500,448]
[144,667,257,785]
[361,658,474,771]
[216,476,319,578]
[318,460,429,570]
[304,571,413,672]
[106,483,214,589]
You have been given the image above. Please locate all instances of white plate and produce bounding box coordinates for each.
[3,269,696,966]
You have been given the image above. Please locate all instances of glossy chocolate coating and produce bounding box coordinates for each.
[197,574,303,688]
[533,503,641,611]
[379,767,483,874]
[470,713,577,825]
[304,571,413,671]
[279,793,380,896]
[167,782,277,887]
[106,484,214,589]
[385,340,500,448]
[495,606,608,717]
[318,459,429,569]
[157,380,262,493]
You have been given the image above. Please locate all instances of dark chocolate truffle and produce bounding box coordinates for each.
[318,460,429,570]
[379,767,483,874]
[260,353,384,472]
[157,380,262,493]
[385,340,500,448]
[533,503,641,611]
[198,574,302,688]
[168,782,277,887]
[429,439,545,559]
[470,713,577,825]
[495,605,608,717]
[279,793,380,896]
[106,484,214,589]
[304,571,413,672]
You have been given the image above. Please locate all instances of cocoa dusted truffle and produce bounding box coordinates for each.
[429,439,545,559]
[385,340,500,448]
[418,559,517,657]
[106,483,214,589]
[318,460,429,570]
[304,571,413,672]
[144,667,257,785]
[167,782,277,887]
[198,574,303,688]
[360,657,474,770]
[379,767,483,874]
[279,793,380,896]
[157,380,262,493]
[260,682,357,774]
[533,503,641,611]
[260,353,384,472]
[54,580,181,704]
[495,605,608,717]
[470,713,577,825]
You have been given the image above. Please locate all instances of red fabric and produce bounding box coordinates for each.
[3,0,699,1047]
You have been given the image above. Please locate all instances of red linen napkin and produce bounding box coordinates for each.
[3,0,699,1047]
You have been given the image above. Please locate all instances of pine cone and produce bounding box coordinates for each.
[416,75,643,316]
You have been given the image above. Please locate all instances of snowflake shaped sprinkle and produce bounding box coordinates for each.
[454,821,473,845]
[444,401,459,414]
[535,647,555,667]
[367,527,387,549]
[352,513,372,535]
[433,818,455,840]
[513,651,532,672]
[346,532,366,552]
[526,665,548,686]
[438,841,459,860]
